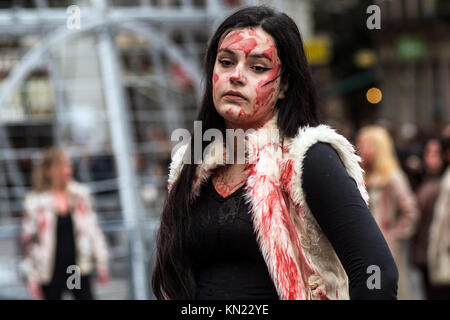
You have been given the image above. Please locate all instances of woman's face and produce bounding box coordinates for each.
[212,27,288,130]
[424,140,443,175]
[48,155,73,189]
[357,133,375,166]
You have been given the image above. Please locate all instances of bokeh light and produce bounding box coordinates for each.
[366,87,383,104]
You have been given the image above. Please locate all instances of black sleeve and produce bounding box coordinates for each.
[302,142,399,300]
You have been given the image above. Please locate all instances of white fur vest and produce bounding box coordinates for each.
[167,112,369,300]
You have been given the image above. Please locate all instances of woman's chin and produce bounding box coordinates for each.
[218,104,245,118]
[222,111,249,125]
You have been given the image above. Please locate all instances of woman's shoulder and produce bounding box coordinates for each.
[24,191,41,206]
[304,141,337,157]
[286,123,369,206]
[23,189,53,211]
[441,167,450,189]
[67,180,91,197]
[388,168,411,187]
[288,123,358,160]
[301,142,347,183]
[300,142,342,173]
[168,143,189,190]
[287,124,362,177]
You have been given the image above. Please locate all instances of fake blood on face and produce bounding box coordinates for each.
[212,27,284,128]
[220,31,258,59]
[242,44,281,119]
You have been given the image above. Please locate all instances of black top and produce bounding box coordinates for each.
[51,210,77,283]
[189,142,398,300]
[190,178,279,300]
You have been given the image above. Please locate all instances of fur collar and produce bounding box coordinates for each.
[191,111,283,199]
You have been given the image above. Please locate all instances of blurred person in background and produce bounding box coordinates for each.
[153,6,398,300]
[442,124,450,140]
[427,134,450,299]
[441,124,450,168]
[20,147,110,300]
[357,126,419,299]
[412,138,446,299]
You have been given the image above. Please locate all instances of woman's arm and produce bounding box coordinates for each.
[21,195,37,252]
[20,194,43,299]
[302,142,398,299]
[82,187,110,282]
[20,195,40,280]
[390,170,420,240]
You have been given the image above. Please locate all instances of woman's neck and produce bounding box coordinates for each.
[224,111,275,132]
[51,184,68,194]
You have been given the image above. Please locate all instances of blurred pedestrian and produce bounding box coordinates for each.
[412,138,445,299]
[357,125,420,299]
[20,147,110,300]
[427,135,450,299]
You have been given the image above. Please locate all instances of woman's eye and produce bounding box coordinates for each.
[218,59,232,67]
[251,66,270,73]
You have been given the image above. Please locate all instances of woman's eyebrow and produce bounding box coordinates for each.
[248,53,272,62]
[218,48,236,55]
[218,48,272,62]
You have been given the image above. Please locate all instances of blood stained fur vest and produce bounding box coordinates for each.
[167,113,369,300]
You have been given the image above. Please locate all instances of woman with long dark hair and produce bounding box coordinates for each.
[412,137,446,299]
[152,5,398,300]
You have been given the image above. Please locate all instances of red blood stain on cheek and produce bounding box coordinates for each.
[249,47,281,115]
[252,79,276,115]
[263,45,281,80]
[213,67,227,100]
[212,71,219,96]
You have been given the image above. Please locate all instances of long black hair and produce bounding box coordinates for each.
[152,5,319,299]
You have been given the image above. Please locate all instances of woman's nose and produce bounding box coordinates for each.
[229,65,245,84]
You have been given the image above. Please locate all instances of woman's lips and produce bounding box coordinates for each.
[223,94,247,102]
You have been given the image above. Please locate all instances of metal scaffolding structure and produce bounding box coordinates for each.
[0,0,286,299]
